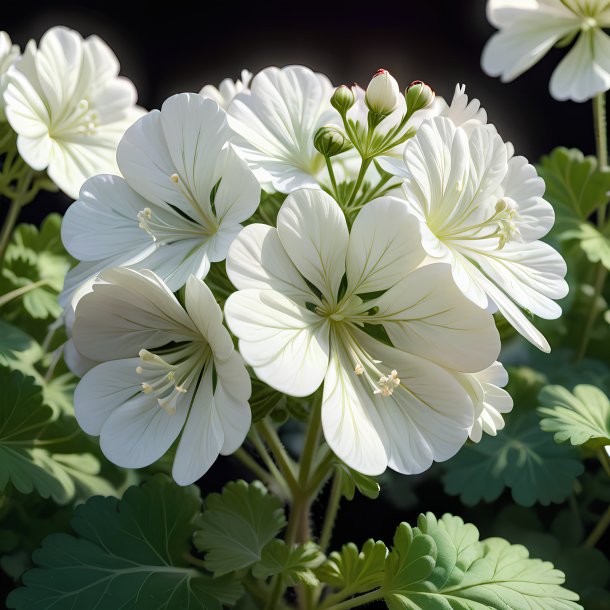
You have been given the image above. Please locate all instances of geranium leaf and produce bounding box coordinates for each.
[193,480,286,576]
[6,475,242,609]
[442,412,584,507]
[252,540,324,587]
[538,384,610,448]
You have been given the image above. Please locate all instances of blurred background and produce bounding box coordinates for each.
[1,1,603,604]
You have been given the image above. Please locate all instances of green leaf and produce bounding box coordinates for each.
[562,223,610,269]
[315,539,386,596]
[382,513,581,610]
[338,462,380,500]
[0,367,114,504]
[538,384,610,448]
[442,412,584,506]
[250,378,285,422]
[538,147,610,233]
[0,215,71,319]
[194,480,286,576]
[252,540,324,587]
[7,475,243,610]
[0,319,42,375]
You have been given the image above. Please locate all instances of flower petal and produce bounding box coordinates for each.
[346,196,425,294]
[375,263,500,372]
[277,189,348,305]
[224,289,330,397]
[550,28,610,102]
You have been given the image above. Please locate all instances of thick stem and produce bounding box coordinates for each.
[298,393,323,489]
[265,575,285,610]
[576,93,609,362]
[583,504,610,549]
[345,158,372,209]
[318,470,343,553]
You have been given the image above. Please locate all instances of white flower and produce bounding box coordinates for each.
[482,0,610,102]
[0,31,20,121]
[3,26,143,198]
[200,69,252,109]
[453,362,513,442]
[60,92,260,306]
[400,116,568,352]
[72,267,251,486]
[224,188,501,475]
[227,65,339,192]
[365,69,401,115]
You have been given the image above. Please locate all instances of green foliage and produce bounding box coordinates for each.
[0,367,116,504]
[316,539,387,596]
[442,412,584,506]
[563,223,610,269]
[7,475,242,610]
[0,215,71,319]
[538,384,610,448]
[193,480,287,576]
[538,147,610,233]
[252,540,324,586]
[338,462,380,500]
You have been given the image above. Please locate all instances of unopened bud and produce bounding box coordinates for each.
[331,85,355,113]
[405,81,435,115]
[314,126,352,157]
[365,69,401,116]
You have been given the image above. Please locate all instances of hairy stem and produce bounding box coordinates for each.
[576,93,609,362]
[319,469,343,553]
[298,393,323,489]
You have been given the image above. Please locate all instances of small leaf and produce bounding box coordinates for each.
[442,412,584,507]
[250,379,285,422]
[7,475,243,609]
[563,223,610,269]
[315,539,386,596]
[338,462,380,500]
[538,147,610,233]
[194,480,286,576]
[252,540,324,586]
[538,384,610,448]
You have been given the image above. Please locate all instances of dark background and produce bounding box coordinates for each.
[0,1,603,605]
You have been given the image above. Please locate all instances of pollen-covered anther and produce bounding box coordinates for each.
[170,173,180,184]
[374,370,400,397]
[354,363,364,375]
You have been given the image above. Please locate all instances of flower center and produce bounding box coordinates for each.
[50,99,99,138]
[168,173,219,230]
[135,344,207,413]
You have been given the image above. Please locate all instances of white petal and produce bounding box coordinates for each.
[72,267,197,361]
[482,3,577,82]
[61,174,152,261]
[224,289,329,397]
[346,196,425,294]
[227,65,336,192]
[322,345,388,476]
[375,264,500,373]
[74,358,141,435]
[277,189,348,305]
[226,224,313,304]
[63,337,98,377]
[100,388,189,469]
[550,28,610,102]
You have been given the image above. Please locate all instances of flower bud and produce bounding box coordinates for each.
[331,85,355,113]
[314,126,352,157]
[405,81,435,115]
[365,69,401,116]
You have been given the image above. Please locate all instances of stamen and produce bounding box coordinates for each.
[354,363,364,375]
[374,370,401,397]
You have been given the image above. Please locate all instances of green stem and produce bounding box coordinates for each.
[576,93,609,362]
[325,156,339,199]
[184,553,207,570]
[598,447,610,477]
[233,448,276,487]
[256,420,300,495]
[318,470,342,553]
[249,427,291,493]
[345,158,372,208]
[583,504,610,549]
[305,447,335,495]
[265,575,285,610]
[322,589,383,610]
[0,279,49,308]
[0,168,34,266]
[298,394,323,488]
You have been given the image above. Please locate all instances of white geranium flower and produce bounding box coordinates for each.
[3,26,143,198]
[72,267,251,486]
[60,92,260,305]
[400,116,568,352]
[200,69,252,109]
[0,31,20,121]
[227,65,339,192]
[482,0,610,102]
[453,362,513,442]
[224,188,501,475]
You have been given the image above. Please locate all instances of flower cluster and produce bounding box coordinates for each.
[61,65,566,484]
